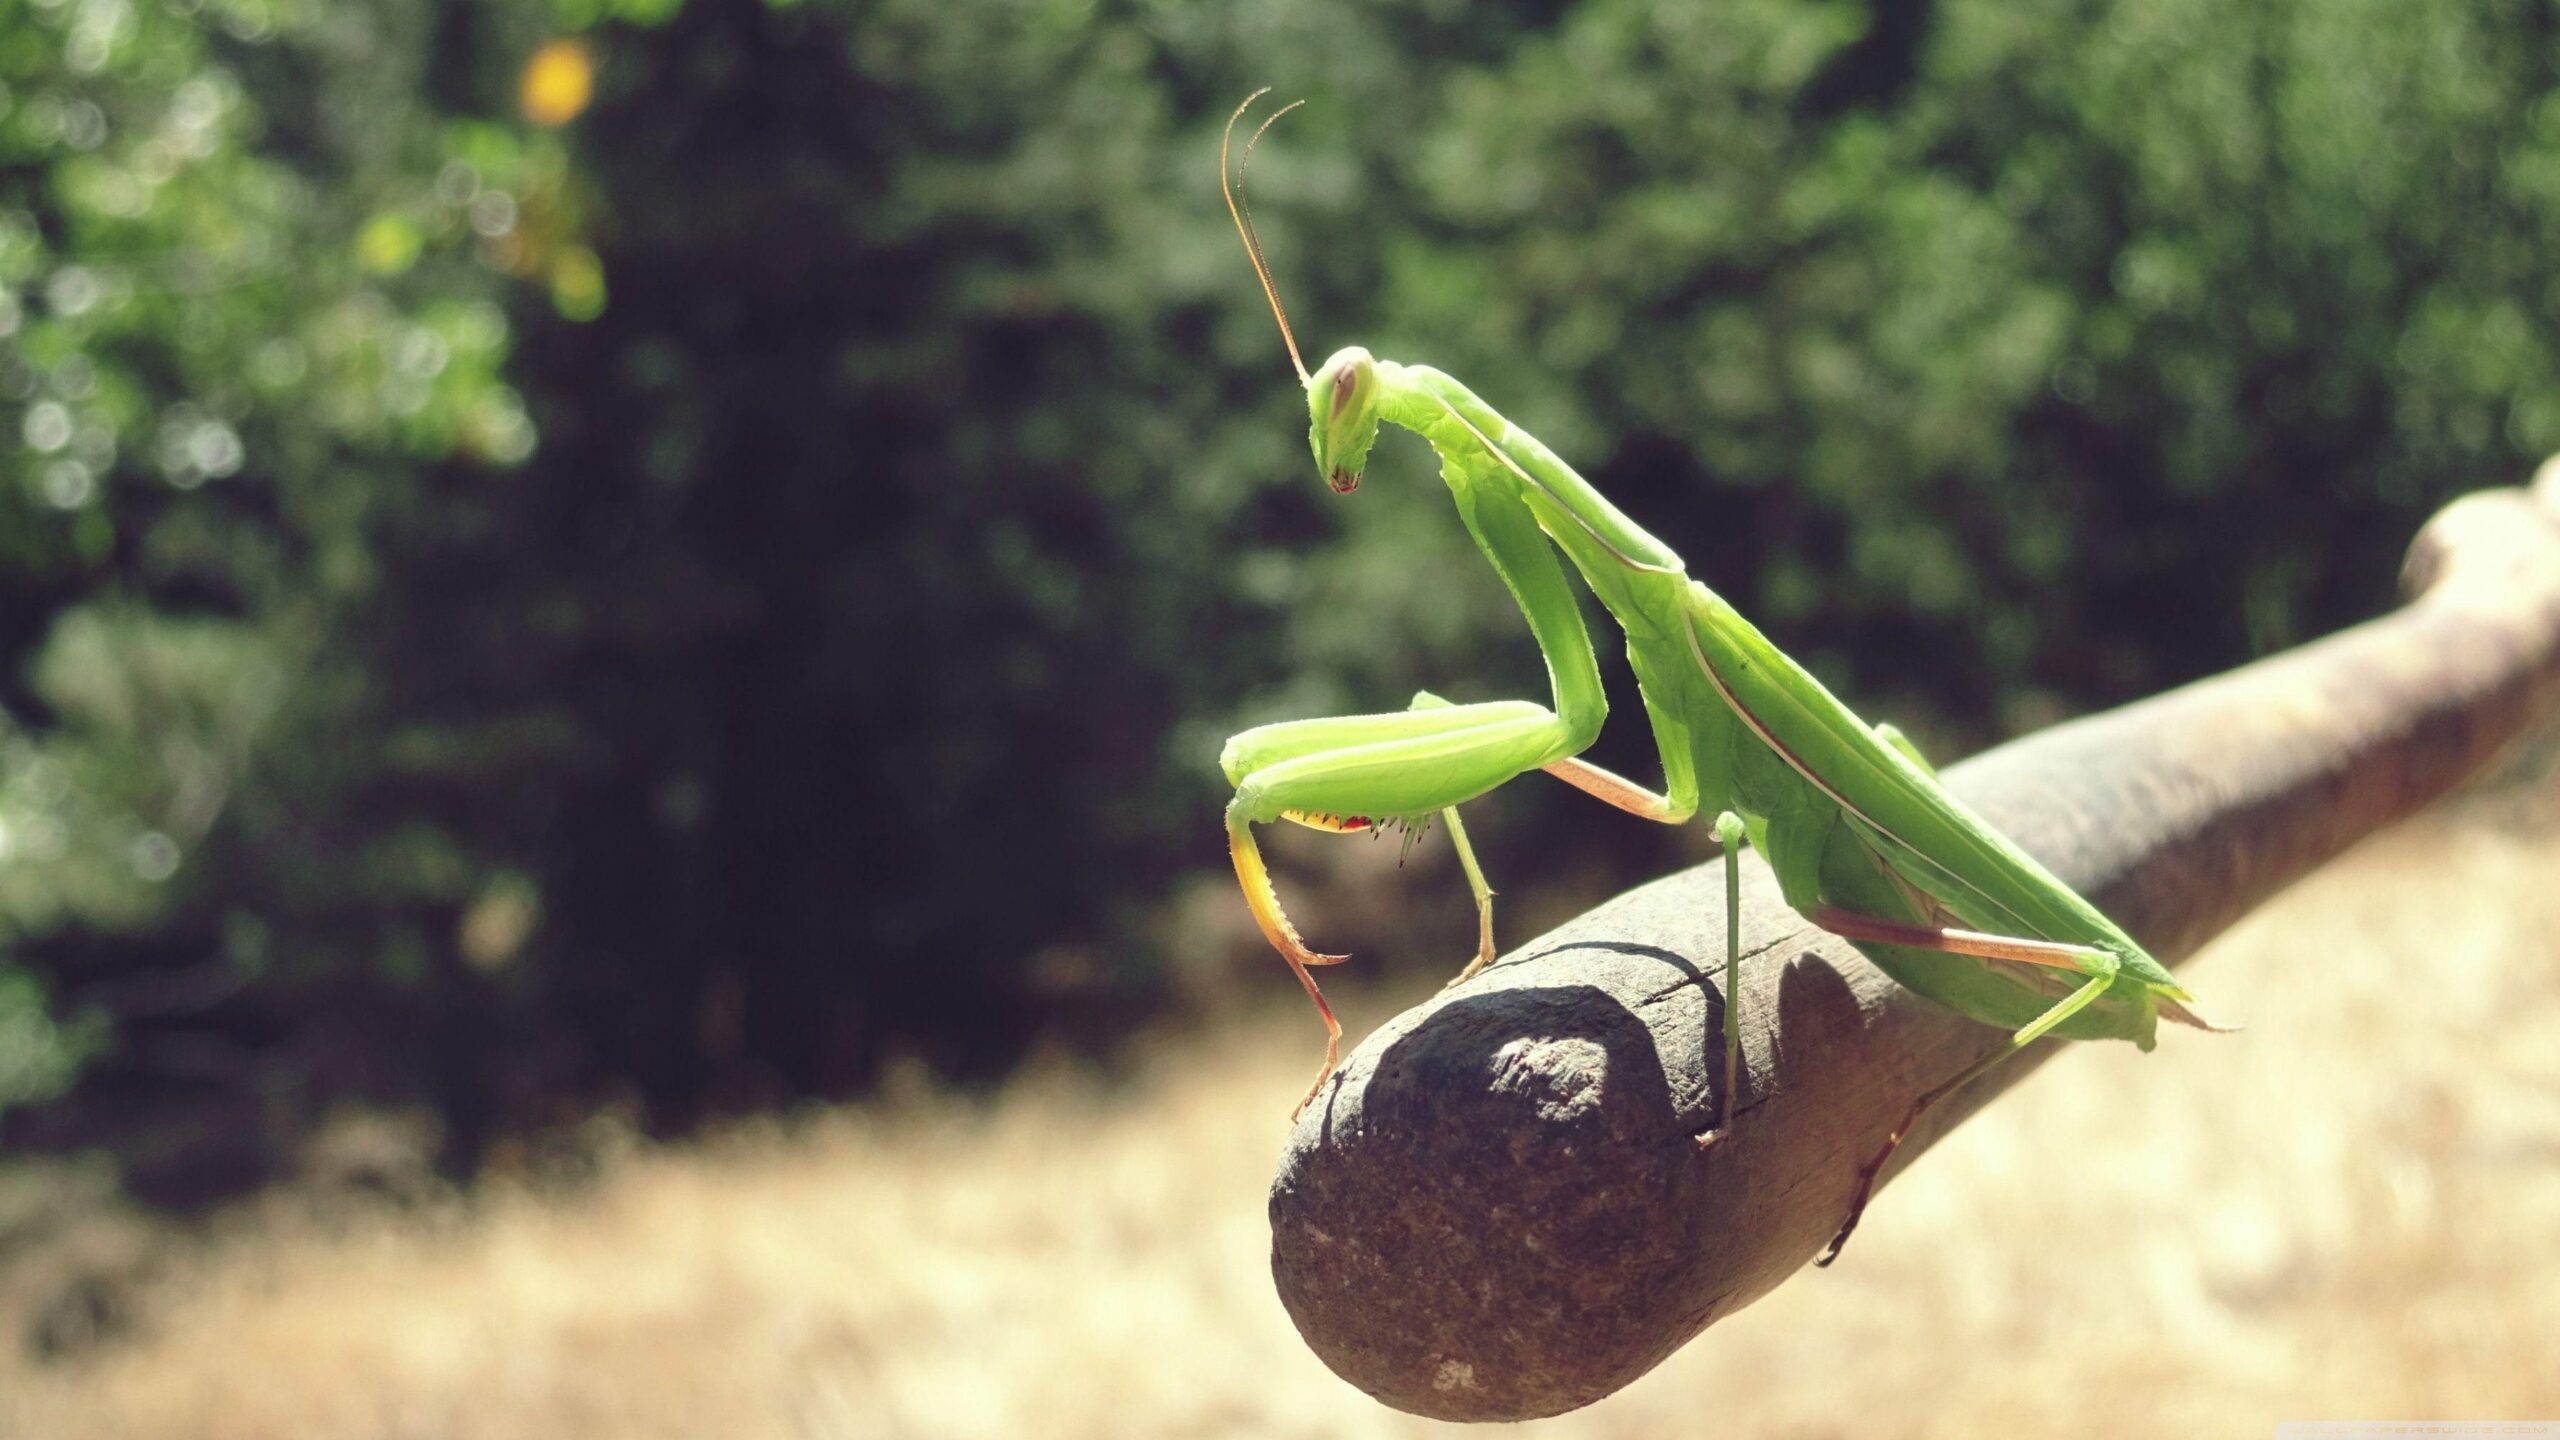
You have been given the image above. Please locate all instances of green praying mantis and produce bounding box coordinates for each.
[1213,93,2230,1261]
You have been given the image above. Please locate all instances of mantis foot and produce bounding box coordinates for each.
[1440,929,1499,992]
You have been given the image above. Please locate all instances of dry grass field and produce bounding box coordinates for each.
[5,793,2560,1439]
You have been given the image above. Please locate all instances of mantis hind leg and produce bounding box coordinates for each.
[1815,953,2119,1266]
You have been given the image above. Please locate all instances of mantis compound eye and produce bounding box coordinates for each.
[1307,345,1381,496]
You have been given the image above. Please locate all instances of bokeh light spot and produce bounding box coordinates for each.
[520,39,595,128]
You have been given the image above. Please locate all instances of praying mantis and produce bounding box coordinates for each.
[1213,93,2230,1261]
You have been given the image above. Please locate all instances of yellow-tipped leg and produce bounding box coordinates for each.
[1439,804,1499,990]
[1229,811,1348,1119]
[1291,1007,1342,1124]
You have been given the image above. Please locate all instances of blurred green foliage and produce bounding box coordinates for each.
[0,0,582,1169]
[4,0,2560,1188]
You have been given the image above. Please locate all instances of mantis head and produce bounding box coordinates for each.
[1226,92,1382,494]
[1308,346,1380,494]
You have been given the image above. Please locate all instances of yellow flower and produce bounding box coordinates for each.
[520,39,594,128]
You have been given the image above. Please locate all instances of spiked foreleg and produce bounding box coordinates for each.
[1222,697,1601,1116]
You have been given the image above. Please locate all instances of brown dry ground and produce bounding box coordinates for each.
[5,800,2559,1439]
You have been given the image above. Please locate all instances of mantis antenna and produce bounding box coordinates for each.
[1223,88,1308,382]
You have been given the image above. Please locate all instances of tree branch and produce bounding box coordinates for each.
[1268,467,2560,1422]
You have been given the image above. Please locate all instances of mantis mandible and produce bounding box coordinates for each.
[1213,93,2230,1261]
